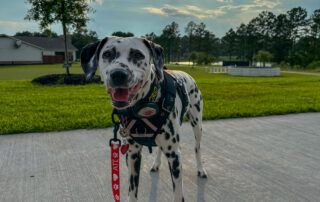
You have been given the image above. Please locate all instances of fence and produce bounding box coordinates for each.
[206,66,228,73]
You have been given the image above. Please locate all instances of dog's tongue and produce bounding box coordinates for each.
[112,88,129,102]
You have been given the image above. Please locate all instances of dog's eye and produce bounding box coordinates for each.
[103,51,112,58]
[134,52,144,58]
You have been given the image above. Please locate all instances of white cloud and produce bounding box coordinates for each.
[143,5,207,19]
[142,0,281,22]
[95,0,103,5]
[87,0,103,5]
[254,0,280,9]
[0,21,39,34]
[217,0,233,3]
[186,5,202,12]
[143,4,226,19]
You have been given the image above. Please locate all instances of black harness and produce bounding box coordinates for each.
[114,71,189,152]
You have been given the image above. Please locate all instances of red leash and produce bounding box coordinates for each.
[111,142,120,202]
[110,110,131,202]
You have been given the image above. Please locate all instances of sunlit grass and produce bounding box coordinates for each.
[1,63,320,135]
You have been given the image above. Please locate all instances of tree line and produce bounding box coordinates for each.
[144,7,320,68]
[17,5,320,69]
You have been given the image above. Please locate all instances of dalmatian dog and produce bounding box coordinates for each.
[81,36,207,202]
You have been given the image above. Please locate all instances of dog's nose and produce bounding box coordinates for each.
[110,69,128,86]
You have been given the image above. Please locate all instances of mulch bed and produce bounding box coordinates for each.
[32,74,103,85]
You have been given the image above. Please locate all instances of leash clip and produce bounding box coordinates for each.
[110,123,121,147]
[110,110,121,147]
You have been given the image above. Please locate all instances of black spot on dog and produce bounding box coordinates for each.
[160,146,163,151]
[168,121,174,135]
[126,153,128,166]
[194,101,201,112]
[165,153,170,158]
[128,48,145,65]
[195,148,198,153]
[134,175,139,187]
[200,94,203,100]
[172,157,180,179]
[171,151,176,158]
[117,40,121,43]
[168,164,176,191]
[186,113,190,119]
[144,62,147,66]
[102,47,117,63]
[165,132,170,140]
[135,144,139,148]
[173,110,176,119]
[173,169,180,179]
[195,94,197,98]
[189,89,194,95]
[130,175,134,191]
[196,118,199,122]
[134,162,140,177]
[128,138,135,145]
[168,145,172,150]
[131,153,139,160]
[191,121,195,127]
[172,137,176,143]
[194,86,199,93]
[120,63,128,68]
[176,134,180,142]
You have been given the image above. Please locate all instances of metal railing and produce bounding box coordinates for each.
[206,66,228,73]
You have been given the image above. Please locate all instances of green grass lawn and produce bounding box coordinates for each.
[280,67,320,73]
[1,64,320,135]
[0,63,85,80]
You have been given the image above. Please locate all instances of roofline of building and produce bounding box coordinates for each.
[0,34,78,51]
[0,34,45,50]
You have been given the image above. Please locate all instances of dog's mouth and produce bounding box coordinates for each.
[107,81,143,103]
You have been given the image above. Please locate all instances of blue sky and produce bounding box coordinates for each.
[0,0,319,38]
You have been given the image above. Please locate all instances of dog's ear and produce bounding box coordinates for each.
[80,37,108,81]
[143,38,164,80]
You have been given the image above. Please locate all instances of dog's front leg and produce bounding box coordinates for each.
[166,147,184,202]
[126,138,143,202]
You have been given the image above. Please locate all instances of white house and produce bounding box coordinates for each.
[0,34,77,64]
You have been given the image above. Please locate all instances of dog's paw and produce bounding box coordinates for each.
[197,169,208,178]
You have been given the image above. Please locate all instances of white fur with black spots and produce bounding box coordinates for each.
[81,36,207,202]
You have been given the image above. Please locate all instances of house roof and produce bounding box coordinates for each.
[12,36,77,51]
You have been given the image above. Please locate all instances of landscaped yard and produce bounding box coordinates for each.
[1,63,320,135]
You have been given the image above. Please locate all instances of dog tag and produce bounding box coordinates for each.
[119,128,130,137]
[120,144,130,155]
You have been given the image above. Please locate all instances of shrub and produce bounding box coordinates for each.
[293,65,301,70]
[306,61,320,70]
[253,50,273,68]
[191,52,215,65]
[32,74,102,85]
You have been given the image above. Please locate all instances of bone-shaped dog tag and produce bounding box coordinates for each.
[119,128,130,137]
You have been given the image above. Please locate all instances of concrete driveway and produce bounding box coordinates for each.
[1,113,320,202]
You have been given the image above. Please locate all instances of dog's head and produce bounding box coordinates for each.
[80,36,164,109]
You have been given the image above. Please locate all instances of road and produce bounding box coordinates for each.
[1,113,320,202]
